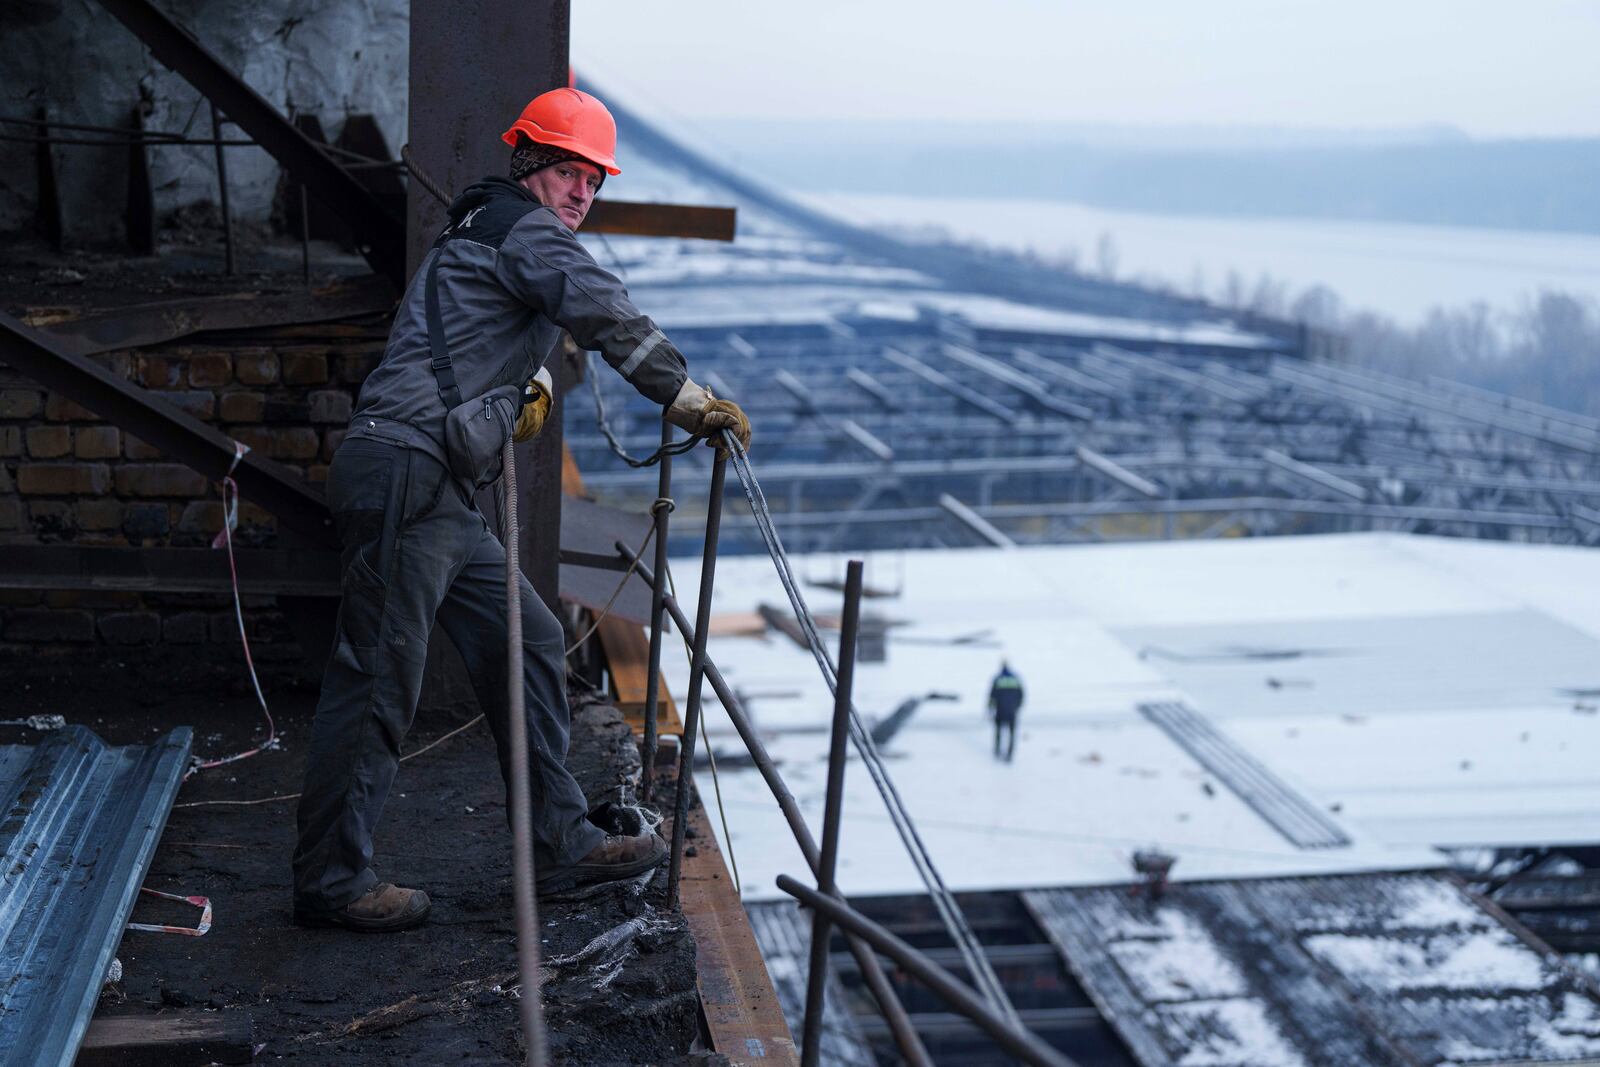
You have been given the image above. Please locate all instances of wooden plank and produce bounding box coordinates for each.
[561,443,585,496]
[598,611,681,737]
[584,200,736,242]
[76,1009,253,1066]
[679,794,798,1066]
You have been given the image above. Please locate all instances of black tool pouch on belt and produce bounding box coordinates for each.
[425,253,522,489]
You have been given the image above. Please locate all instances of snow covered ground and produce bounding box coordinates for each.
[659,533,1600,900]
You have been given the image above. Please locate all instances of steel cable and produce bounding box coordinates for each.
[586,353,704,467]
[720,432,1021,1028]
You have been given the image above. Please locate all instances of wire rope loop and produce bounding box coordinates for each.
[585,352,706,467]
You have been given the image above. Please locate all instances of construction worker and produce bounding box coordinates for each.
[988,661,1024,762]
[291,88,751,931]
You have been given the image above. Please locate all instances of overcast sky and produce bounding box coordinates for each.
[574,0,1600,139]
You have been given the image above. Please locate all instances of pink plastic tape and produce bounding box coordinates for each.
[127,887,213,937]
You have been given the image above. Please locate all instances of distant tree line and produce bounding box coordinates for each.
[886,224,1600,419]
[1245,280,1600,418]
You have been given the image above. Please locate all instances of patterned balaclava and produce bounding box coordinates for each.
[509,140,603,191]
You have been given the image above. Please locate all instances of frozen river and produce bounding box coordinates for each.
[800,191,1600,324]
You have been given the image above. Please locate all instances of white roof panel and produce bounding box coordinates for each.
[663,533,1600,898]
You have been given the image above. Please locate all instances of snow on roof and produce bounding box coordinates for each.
[1026,873,1600,1067]
[661,533,1600,901]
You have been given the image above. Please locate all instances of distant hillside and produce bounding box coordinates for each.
[707,121,1600,235]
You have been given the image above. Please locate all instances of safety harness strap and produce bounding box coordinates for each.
[423,251,465,412]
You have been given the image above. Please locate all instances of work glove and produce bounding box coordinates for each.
[513,366,554,443]
[664,378,752,452]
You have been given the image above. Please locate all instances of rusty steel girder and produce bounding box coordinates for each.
[0,311,336,546]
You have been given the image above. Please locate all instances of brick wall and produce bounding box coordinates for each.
[0,330,384,663]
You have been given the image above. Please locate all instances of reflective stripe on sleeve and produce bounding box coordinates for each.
[617,328,667,380]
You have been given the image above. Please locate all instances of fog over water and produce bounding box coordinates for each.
[802,191,1600,325]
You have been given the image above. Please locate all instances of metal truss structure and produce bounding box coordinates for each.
[568,316,1600,555]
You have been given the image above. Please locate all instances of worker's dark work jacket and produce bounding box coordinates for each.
[990,671,1024,721]
[348,176,688,463]
[293,176,688,915]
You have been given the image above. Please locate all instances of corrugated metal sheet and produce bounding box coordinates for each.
[1025,872,1600,1067]
[1139,701,1351,849]
[0,725,193,1067]
[747,900,876,1067]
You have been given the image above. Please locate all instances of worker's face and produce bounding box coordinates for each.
[520,160,602,231]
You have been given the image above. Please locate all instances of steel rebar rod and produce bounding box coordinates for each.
[666,450,728,907]
[501,439,548,1067]
[640,421,673,803]
[618,545,932,1067]
[778,876,1080,1067]
[801,560,863,1067]
[209,103,234,275]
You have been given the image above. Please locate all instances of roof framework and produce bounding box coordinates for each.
[570,323,1600,554]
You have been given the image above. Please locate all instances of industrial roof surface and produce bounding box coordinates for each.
[1027,872,1600,1066]
[659,533,1600,901]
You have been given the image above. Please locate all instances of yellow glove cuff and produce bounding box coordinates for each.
[513,379,552,443]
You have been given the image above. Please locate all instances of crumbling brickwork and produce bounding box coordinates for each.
[0,331,383,659]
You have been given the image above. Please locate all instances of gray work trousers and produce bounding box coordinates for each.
[292,436,604,912]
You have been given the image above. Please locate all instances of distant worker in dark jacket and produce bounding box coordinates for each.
[988,662,1024,762]
[291,88,751,932]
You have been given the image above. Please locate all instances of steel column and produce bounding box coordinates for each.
[208,103,234,274]
[801,560,864,1067]
[408,0,570,605]
[619,547,932,1067]
[666,451,728,906]
[407,0,568,274]
[641,421,674,802]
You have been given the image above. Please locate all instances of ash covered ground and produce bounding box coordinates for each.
[1,652,723,1066]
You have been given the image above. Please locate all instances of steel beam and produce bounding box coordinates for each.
[1263,448,1368,501]
[847,367,898,410]
[715,496,1571,533]
[938,494,1015,548]
[883,348,1020,423]
[705,370,739,402]
[0,311,334,546]
[1093,343,1254,404]
[584,200,736,241]
[31,276,395,357]
[774,368,816,412]
[93,0,404,287]
[939,344,1093,419]
[839,420,894,463]
[1076,446,1163,499]
[1010,347,1121,400]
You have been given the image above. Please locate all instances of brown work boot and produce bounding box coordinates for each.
[294,883,431,932]
[537,832,668,897]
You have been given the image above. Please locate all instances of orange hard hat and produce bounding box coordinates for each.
[500,88,620,175]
